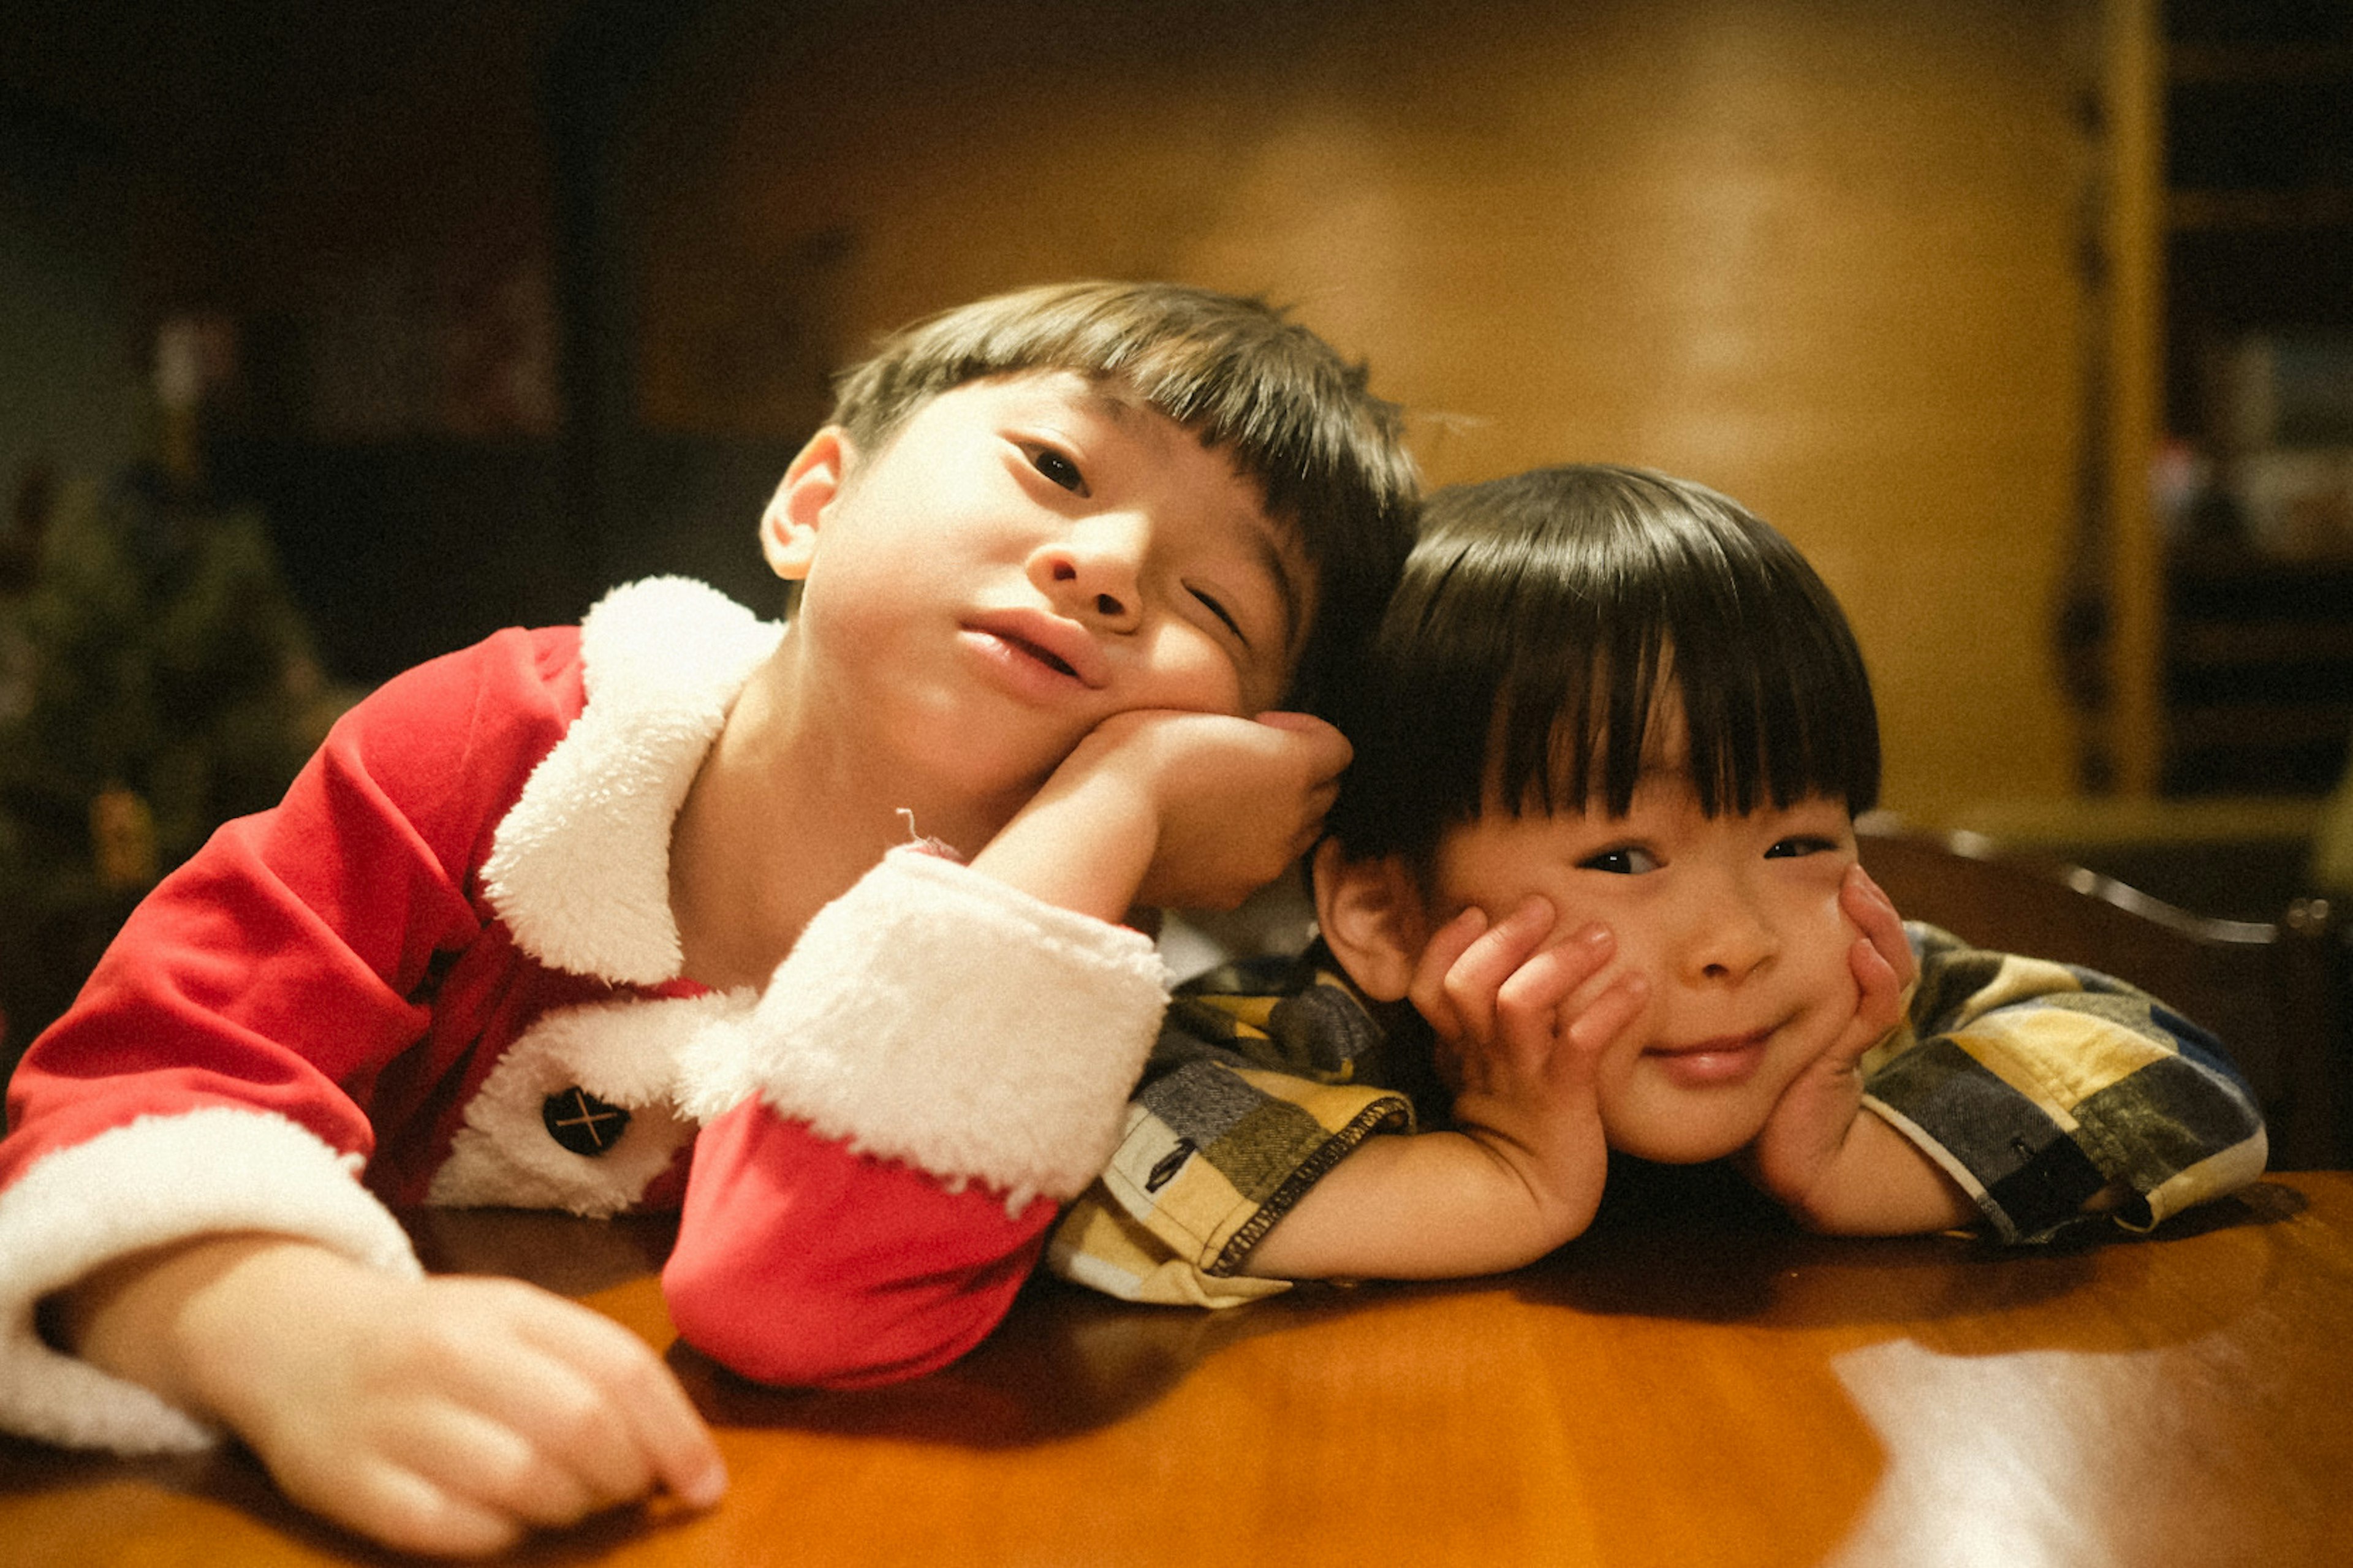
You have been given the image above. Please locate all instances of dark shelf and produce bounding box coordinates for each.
[2162,550,2353,794]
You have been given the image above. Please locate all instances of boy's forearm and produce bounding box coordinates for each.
[969,761,1156,925]
[55,1232,339,1423]
[1240,1131,1599,1281]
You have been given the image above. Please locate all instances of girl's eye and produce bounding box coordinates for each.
[1580,846,1660,876]
[1765,836,1836,859]
[1191,585,1246,643]
[1029,447,1088,495]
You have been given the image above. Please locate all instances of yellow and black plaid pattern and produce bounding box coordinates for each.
[1051,926,2269,1305]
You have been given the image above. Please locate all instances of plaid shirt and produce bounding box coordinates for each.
[1047,924,2270,1306]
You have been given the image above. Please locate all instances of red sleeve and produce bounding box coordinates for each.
[662,1103,1054,1388]
[653,847,1168,1390]
[0,626,583,1191]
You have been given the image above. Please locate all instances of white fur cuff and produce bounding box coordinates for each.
[678,848,1170,1210]
[0,1108,421,1455]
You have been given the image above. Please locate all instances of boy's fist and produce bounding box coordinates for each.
[1115,709,1350,910]
[974,708,1349,923]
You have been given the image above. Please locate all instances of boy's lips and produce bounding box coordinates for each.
[962,608,1110,690]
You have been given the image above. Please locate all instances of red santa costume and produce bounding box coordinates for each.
[0,577,1169,1454]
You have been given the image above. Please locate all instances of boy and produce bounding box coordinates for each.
[1051,464,2267,1304]
[0,281,1419,1555]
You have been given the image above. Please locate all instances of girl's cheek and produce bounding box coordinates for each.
[1566,937,1657,1030]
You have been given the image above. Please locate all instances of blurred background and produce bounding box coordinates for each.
[2,0,2350,1058]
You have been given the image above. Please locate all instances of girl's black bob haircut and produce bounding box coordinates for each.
[1324,464,1881,866]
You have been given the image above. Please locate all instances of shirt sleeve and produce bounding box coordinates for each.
[1045,965,1415,1307]
[662,847,1174,1386]
[1859,922,2270,1243]
[0,627,577,1454]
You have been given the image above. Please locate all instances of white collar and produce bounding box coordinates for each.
[480,577,782,985]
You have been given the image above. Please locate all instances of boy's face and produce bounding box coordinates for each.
[765,370,1309,795]
[1325,704,1865,1165]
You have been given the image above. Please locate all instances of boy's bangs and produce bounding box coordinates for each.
[836,281,1412,548]
[832,280,1417,708]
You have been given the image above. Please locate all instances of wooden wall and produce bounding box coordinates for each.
[632,0,2102,819]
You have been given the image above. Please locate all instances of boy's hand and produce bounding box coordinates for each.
[974,708,1350,922]
[65,1235,726,1558]
[1741,865,1971,1234]
[1119,709,1349,911]
[1411,896,1648,1243]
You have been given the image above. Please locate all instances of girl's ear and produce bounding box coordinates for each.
[760,427,852,581]
[1311,838,1430,1003]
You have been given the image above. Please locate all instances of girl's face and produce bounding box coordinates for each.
[1417,706,1864,1164]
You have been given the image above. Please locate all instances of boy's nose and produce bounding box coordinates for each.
[1029,519,1145,628]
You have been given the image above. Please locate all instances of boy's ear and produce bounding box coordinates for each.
[1311,838,1430,1003]
[760,426,853,581]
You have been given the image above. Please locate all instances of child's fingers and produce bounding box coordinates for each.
[345,1463,525,1559]
[1825,931,1906,1070]
[1428,896,1556,1046]
[384,1397,614,1531]
[512,1289,728,1511]
[1408,905,1491,1042]
[1489,925,1616,1066]
[273,1436,524,1559]
[1566,971,1648,1055]
[1840,865,1917,990]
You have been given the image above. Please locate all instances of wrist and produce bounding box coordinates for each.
[66,1234,338,1420]
[1785,1110,1977,1235]
[971,757,1160,923]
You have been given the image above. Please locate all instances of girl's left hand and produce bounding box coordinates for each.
[1739,864,1916,1216]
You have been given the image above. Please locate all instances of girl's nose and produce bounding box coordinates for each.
[1681,886,1779,984]
[1029,517,1145,628]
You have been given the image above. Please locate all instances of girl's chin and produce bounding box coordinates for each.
[1604,1118,1765,1167]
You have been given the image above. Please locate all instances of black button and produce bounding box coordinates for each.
[542,1086,631,1156]
[1145,1138,1195,1193]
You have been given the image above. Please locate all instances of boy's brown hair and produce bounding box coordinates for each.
[828,279,1420,708]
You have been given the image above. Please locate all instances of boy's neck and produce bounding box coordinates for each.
[665,647,1034,993]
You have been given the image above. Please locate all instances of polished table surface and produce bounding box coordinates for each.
[7,1168,2351,1567]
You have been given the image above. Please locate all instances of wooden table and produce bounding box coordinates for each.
[8,1168,2351,1567]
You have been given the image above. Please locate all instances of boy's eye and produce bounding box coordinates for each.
[1029,446,1088,495]
[1580,846,1660,876]
[1190,585,1247,643]
[1765,836,1836,859]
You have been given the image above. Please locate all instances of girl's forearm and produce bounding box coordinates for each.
[1784,1109,1980,1235]
[1240,1131,1600,1281]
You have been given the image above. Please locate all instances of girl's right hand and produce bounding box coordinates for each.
[1409,895,1643,1101]
[1409,897,1646,1237]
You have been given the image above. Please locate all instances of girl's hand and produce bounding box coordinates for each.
[1741,865,1969,1233]
[1411,896,1646,1240]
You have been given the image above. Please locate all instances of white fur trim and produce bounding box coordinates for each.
[481,578,782,985]
[678,848,1170,1211]
[429,987,754,1216]
[0,1108,420,1455]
